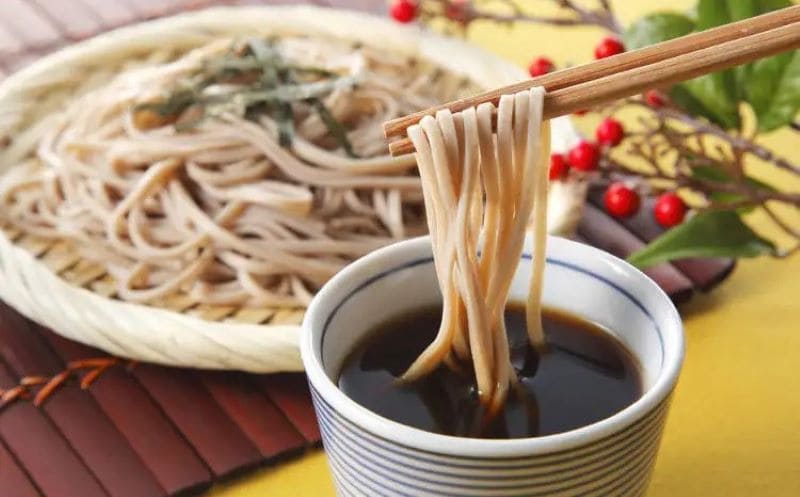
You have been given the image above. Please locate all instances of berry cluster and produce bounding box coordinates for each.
[389,4,688,229]
[520,39,685,226]
[549,117,686,228]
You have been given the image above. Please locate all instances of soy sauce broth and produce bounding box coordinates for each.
[337,304,642,439]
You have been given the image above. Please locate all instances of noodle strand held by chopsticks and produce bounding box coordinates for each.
[404,87,551,416]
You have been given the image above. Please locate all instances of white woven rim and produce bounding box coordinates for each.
[0,5,582,372]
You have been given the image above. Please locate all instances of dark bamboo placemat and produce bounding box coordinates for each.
[0,1,735,496]
[0,301,321,497]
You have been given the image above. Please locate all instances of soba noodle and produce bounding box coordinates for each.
[405,88,550,415]
[0,36,478,308]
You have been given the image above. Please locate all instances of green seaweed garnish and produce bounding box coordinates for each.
[133,38,358,156]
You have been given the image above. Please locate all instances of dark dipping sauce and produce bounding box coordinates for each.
[338,304,643,439]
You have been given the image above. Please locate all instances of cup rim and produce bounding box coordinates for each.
[301,235,684,458]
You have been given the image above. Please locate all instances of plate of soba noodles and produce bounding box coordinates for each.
[0,5,586,372]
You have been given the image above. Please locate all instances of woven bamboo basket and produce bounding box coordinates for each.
[0,5,585,372]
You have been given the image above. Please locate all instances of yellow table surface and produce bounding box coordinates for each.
[210,1,800,495]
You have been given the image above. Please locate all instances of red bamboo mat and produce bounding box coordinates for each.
[0,2,734,496]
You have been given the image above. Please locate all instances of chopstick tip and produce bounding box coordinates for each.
[389,139,414,157]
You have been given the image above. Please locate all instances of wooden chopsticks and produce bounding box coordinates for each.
[384,5,800,157]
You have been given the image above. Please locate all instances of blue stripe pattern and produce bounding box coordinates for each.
[311,252,671,496]
[310,383,670,496]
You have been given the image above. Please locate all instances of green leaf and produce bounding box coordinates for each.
[694,0,733,29]
[628,210,775,268]
[693,0,796,131]
[623,13,694,50]
[748,50,800,131]
[755,0,794,11]
[737,1,797,131]
[671,0,741,128]
[624,0,797,131]
[726,0,761,19]
[726,0,760,99]
[623,14,697,122]
[669,85,729,128]
[681,74,741,129]
[622,8,740,128]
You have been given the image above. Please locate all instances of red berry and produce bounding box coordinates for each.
[645,90,666,108]
[567,140,600,172]
[654,192,687,228]
[604,183,640,218]
[549,153,569,180]
[595,117,625,146]
[528,57,555,77]
[594,37,625,59]
[390,0,418,23]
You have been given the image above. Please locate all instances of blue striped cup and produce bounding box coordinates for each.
[301,235,684,497]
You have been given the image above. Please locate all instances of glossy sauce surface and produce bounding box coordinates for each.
[338,305,642,439]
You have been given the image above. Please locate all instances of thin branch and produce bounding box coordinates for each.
[762,203,800,240]
[465,10,592,26]
[606,127,800,207]
[625,101,800,176]
[426,0,623,34]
